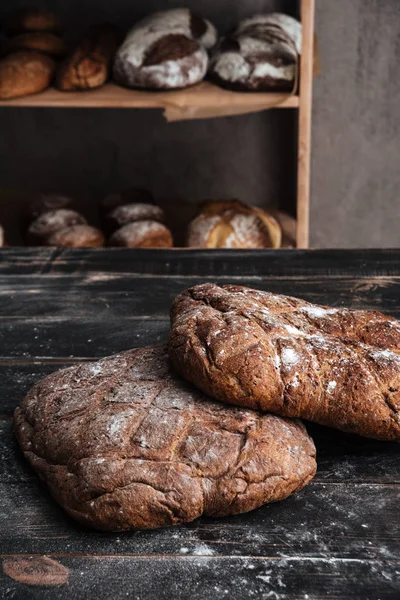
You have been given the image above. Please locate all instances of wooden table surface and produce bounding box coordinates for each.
[0,248,399,600]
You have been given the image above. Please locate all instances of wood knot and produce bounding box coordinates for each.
[3,556,69,586]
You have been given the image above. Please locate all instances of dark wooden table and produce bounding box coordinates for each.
[0,248,399,600]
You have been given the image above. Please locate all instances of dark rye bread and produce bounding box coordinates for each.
[168,284,400,441]
[14,346,316,531]
[113,8,217,90]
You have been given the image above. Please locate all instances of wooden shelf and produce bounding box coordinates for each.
[0,82,299,116]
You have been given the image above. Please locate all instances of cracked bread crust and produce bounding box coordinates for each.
[168,284,400,441]
[14,345,316,531]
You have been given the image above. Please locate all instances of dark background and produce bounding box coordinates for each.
[0,0,399,248]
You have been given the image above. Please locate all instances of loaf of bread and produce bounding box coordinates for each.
[6,32,66,58]
[113,8,217,90]
[56,24,119,91]
[187,200,282,249]
[0,51,55,100]
[169,284,400,441]
[100,188,155,218]
[109,221,173,248]
[24,194,73,224]
[6,8,62,35]
[210,13,301,91]
[106,203,165,233]
[14,345,316,531]
[47,225,105,248]
[0,225,4,247]
[27,209,87,245]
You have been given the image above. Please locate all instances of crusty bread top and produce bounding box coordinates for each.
[187,200,282,249]
[14,345,316,531]
[169,284,400,441]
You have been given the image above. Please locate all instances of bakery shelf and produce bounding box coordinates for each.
[0,82,299,115]
[0,0,314,249]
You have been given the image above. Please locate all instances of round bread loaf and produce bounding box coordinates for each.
[14,345,316,531]
[106,203,165,233]
[0,51,55,100]
[7,33,66,58]
[25,195,73,224]
[169,284,400,441]
[47,225,105,248]
[101,188,155,217]
[210,13,301,92]
[6,9,62,35]
[187,200,282,249]
[28,209,87,245]
[113,8,217,90]
[109,220,173,248]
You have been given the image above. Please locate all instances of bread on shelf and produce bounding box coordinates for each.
[0,51,55,100]
[106,203,165,234]
[56,24,120,91]
[109,220,173,248]
[187,200,282,249]
[113,8,217,90]
[47,224,105,248]
[210,13,301,92]
[6,8,62,36]
[6,32,66,58]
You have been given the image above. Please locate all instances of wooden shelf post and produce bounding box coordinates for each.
[297,0,315,249]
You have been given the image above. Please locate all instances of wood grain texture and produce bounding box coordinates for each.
[1,248,400,277]
[0,82,299,112]
[1,556,398,600]
[0,248,399,599]
[296,0,315,248]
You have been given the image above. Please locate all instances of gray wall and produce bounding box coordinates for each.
[0,0,399,247]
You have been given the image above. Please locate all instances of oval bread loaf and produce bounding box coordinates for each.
[0,51,55,100]
[169,284,400,441]
[47,225,105,248]
[14,345,316,531]
[109,220,173,248]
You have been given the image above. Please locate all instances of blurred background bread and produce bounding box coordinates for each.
[56,24,119,91]
[6,8,62,36]
[0,51,55,99]
[109,221,173,248]
[187,200,282,249]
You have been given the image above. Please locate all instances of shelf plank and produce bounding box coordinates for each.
[0,82,299,117]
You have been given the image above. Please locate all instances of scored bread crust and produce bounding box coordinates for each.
[14,345,316,531]
[187,200,282,249]
[168,284,400,441]
[113,8,217,90]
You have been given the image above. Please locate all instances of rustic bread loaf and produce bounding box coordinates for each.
[56,24,119,91]
[113,8,217,90]
[109,220,173,248]
[100,188,155,218]
[6,8,62,35]
[27,209,87,245]
[14,345,316,531]
[24,194,73,224]
[169,284,400,441]
[210,13,301,92]
[6,32,66,58]
[0,51,55,100]
[106,203,165,233]
[47,225,105,248]
[187,200,282,249]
